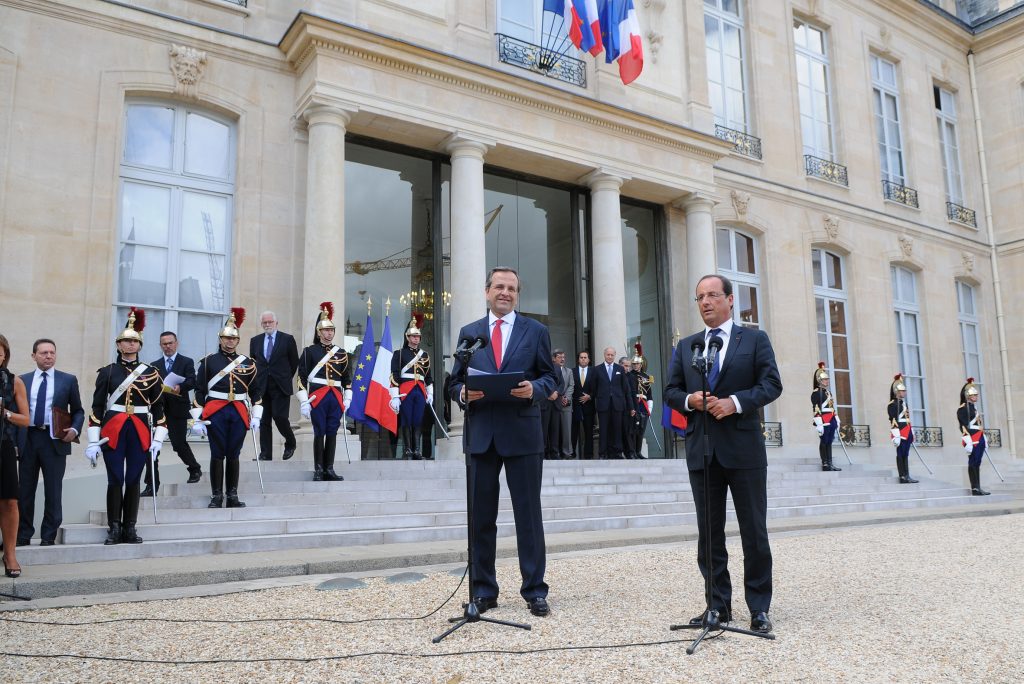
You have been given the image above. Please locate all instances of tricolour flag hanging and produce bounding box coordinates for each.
[544,0,603,56]
[347,312,378,432]
[662,343,688,437]
[365,313,398,434]
[599,0,644,84]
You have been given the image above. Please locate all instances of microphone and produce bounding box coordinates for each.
[690,339,706,371]
[455,336,488,355]
[706,335,724,371]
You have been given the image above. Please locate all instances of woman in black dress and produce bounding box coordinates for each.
[0,334,31,577]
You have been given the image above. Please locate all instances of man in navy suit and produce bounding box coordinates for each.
[250,311,299,461]
[571,351,597,459]
[594,346,630,458]
[142,331,203,495]
[17,339,84,546]
[449,267,557,617]
[664,274,783,634]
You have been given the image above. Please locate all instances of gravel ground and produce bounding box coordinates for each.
[1,514,1022,683]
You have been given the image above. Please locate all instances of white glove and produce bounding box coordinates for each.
[249,404,263,431]
[891,427,901,447]
[189,406,203,421]
[834,414,841,428]
[296,389,309,405]
[390,397,401,414]
[85,426,103,465]
[646,400,654,415]
[344,388,353,407]
[813,416,824,436]
[149,426,168,458]
[190,422,208,438]
[962,434,973,453]
[426,385,433,405]
[300,401,312,419]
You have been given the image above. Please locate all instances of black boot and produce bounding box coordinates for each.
[225,459,246,508]
[121,482,143,544]
[822,444,841,471]
[322,435,344,481]
[411,427,423,460]
[899,456,919,484]
[312,436,324,481]
[969,465,990,495]
[401,426,414,460]
[104,485,123,545]
[208,459,224,508]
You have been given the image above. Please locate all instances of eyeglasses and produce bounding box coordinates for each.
[694,292,726,303]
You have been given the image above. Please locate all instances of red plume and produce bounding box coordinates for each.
[818,361,826,369]
[131,307,146,332]
[634,341,643,356]
[966,377,974,383]
[414,311,425,329]
[893,373,903,380]
[231,307,246,328]
[320,301,334,321]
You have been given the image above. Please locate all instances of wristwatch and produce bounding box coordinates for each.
[3,410,10,420]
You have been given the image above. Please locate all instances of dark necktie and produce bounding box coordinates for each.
[491,320,503,369]
[34,371,48,427]
[707,328,723,388]
[166,357,173,374]
[266,334,274,360]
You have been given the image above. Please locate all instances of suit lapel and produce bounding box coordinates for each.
[501,316,528,371]
[716,327,744,385]
[470,319,498,373]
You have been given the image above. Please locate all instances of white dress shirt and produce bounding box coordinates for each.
[29,368,55,430]
[488,310,516,362]
[685,318,743,413]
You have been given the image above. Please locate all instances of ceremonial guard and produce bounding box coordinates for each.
[85,309,166,545]
[887,373,918,484]
[957,378,990,496]
[627,344,653,459]
[389,316,433,460]
[811,362,842,472]
[192,308,262,508]
[296,302,351,481]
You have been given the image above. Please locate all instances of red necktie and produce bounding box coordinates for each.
[491,319,503,369]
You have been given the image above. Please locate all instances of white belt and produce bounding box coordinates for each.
[109,404,148,415]
[309,378,342,388]
[208,391,248,401]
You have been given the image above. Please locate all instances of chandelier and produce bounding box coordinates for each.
[399,267,451,321]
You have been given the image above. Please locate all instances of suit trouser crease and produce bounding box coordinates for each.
[259,386,295,457]
[19,430,67,542]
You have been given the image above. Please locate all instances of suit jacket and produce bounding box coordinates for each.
[449,313,557,457]
[151,354,196,419]
[664,326,782,471]
[594,361,630,412]
[573,365,598,416]
[18,369,85,457]
[249,331,299,396]
[554,365,574,413]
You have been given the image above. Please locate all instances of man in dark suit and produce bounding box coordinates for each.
[571,351,597,459]
[449,266,557,617]
[250,311,299,461]
[142,331,203,495]
[594,346,630,458]
[664,274,783,634]
[17,339,84,546]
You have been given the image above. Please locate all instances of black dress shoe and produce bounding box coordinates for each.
[471,596,498,614]
[39,540,55,547]
[258,453,271,461]
[687,608,732,626]
[526,597,550,617]
[750,611,773,633]
[140,485,157,497]
[16,539,30,547]
[282,447,296,461]
[899,475,919,484]
[187,470,203,484]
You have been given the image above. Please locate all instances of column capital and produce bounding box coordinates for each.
[442,132,495,160]
[302,102,353,129]
[673,193,717,214]
[580,169,627,192]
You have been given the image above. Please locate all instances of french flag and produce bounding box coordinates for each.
[600,0,644,84]
[545,0,603,56]
[365,313,398,434]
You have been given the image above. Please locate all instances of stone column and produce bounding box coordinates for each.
[302,104,351,336]
[682,195,717,333]
[445,134,492,339]
[584,170,628,358]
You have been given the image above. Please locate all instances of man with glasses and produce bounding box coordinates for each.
[664,274,783,635]
[250,311,299,461]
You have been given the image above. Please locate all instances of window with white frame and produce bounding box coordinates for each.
[498,0,577,50]
[872,55,906,186]
[116,100,235,362]
[793,19,835,160]
[891,266,928,426]
[716,227,760,328]
[956,280,985,414]
[705,0,748,133]
[812,248,855,424]
[935,86,964,205]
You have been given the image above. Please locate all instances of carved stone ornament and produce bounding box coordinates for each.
[898,235,913,259]
[647,30,664,63]
[730,190,750,219]
[940,59,952,83]
[962,251,975,273]
[879,26,892,51]
[808,0,822,18]
[823,215,840,240]
[169,44,208,98]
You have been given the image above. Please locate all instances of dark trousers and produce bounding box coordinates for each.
[470,449,547,601]
[598,409,623,457]
[541,401,559,457]
[572,409,595,458]
[311,389,343,437]
[18,429,66,543]
[102,423,147,487]
[968,436,985,468]
[688,455,772,615]
[258,385,295,458]
[209,404,248,462]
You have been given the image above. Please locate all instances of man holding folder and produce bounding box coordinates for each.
[449,267,558,617]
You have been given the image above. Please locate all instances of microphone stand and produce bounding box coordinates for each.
[433,345,531,642]
[670,344,774,653]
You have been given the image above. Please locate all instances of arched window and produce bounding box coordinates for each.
[812,248,855,423]
[705,0,749,133]
[716,227,760,328]
[115,100,235,361]
[891,265,928,426]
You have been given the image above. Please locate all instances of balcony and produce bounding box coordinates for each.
[947,201,978,227]
[882,180,919,208]
[761,421,783,447]
[496,34,586,88]
[715,125,762,160]
[916,426,943,447]
[222,0,247,5]
[984,429,1002,448]
[804,155,848,186]
[839,424,871,448]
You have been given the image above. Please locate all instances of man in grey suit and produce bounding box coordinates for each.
[17,339,84,546]
[547,350,574,458]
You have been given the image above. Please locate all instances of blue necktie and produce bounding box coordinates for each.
[165,357,173,373]
[707,329,722,389]
[33,372,47,427]
[265,334,274,359]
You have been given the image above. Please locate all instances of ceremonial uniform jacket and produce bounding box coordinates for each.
[391,343,432,399]
[957,402,984,445]
[195,349,262,426]
[811,388,837,423]
[297,343,351,408]
[630,370,653,416]
[90,358,166,450]
[888,398,912,439]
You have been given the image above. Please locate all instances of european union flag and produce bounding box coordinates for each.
[346,313,379,431]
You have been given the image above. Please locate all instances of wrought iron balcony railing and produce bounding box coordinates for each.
[915,426,943,447]
[804,155,848,186]
[984,428,1002,448]
[496,34,586,88]
[882,179,919,208]
[761,421,783,447]
[222,0,247,6]
[946,201,978,227]
[839,424,871,447]
[715,125,762,160]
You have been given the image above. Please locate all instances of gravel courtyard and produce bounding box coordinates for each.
[1,514,1022,683]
